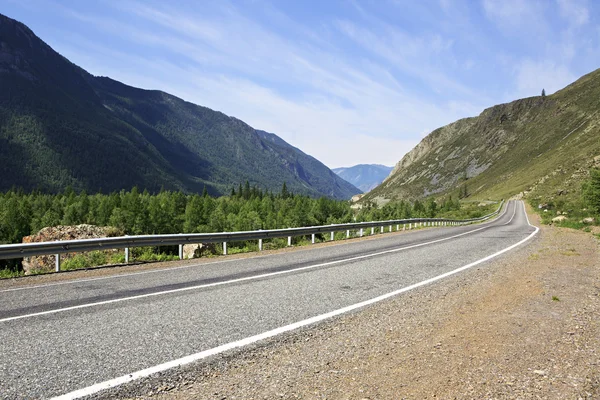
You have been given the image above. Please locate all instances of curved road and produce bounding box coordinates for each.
[0,201,537,399]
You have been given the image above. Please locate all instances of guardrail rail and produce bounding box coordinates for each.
[0,201,504,272]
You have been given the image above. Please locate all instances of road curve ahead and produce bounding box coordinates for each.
[0,201,537,399]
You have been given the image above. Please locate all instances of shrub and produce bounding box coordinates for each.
[582,169,600,214]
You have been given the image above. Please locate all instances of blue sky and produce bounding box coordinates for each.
[3,0,600,168]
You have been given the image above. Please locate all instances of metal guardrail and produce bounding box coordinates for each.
[0,201,504,272]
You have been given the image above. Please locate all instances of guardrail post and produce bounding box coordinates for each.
[288,236,292,246]
[55,254,60,272]
[311,233,315,244]
[178,244,183,260]
[223,241,227,255]
[346,229,350,239]
[330,231,334,241]
[371,227,375,235]
[409,223,412,230]
[396,224,399,231]
[380,226,383,234]
[359,228,363,237]
[259,238,263,251]
[125,247,130,263]
[389,225,392,232]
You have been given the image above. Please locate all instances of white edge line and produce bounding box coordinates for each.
[0,202,507,294]
[52,202,536,400]
[1,203,514,324]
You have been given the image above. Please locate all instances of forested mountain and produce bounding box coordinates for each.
[333,164,393,192]
[364,68,600,205]
[0,14,360,199]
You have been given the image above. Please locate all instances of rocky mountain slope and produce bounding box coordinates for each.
[332,164,393,193]
[364,68,600,204]
[0,14,360,199]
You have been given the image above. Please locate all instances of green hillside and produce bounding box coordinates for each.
[0,14,360,199]
[364,68,600,206]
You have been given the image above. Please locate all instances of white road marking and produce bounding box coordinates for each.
[51,202,536,400]
[0,204,513,323]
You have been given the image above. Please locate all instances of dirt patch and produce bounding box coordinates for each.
[108,205,600,399]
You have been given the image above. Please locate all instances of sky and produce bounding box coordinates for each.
[2,0,600,169]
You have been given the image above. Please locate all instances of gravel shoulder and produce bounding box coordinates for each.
[91,204,600,400]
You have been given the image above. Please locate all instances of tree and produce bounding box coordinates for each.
[280,182,289,199]
[582,169,600,213]
[243,181,251,200]
[541,88,546,97]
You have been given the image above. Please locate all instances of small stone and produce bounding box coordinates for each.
[533,370,547,376]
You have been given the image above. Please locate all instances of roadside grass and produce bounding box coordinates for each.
[0,268,23,279]
[529,195,599,236]
[436,202,498,220]
[560,248,580,256]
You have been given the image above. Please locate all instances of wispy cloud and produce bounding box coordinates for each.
[557,0,589,27]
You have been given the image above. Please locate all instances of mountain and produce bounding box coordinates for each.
[332,164,393,193]
[364,68,600,205]
[0,14,360,199]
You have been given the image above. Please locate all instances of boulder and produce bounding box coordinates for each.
[582,217,596,225]
[552,216,567,223]
[182,243,218,259]
[22,225,123,274]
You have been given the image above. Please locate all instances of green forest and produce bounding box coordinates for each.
[0,183,477,275]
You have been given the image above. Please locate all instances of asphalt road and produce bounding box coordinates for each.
[0,201,536,399]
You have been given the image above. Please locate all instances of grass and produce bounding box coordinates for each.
[437,202,498,220]
[559,248,580,256]
[61,251,126,271]
[552,296,560,301]
[0,268,23,279]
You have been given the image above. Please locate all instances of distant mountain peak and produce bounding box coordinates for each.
[333,164,393,193]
